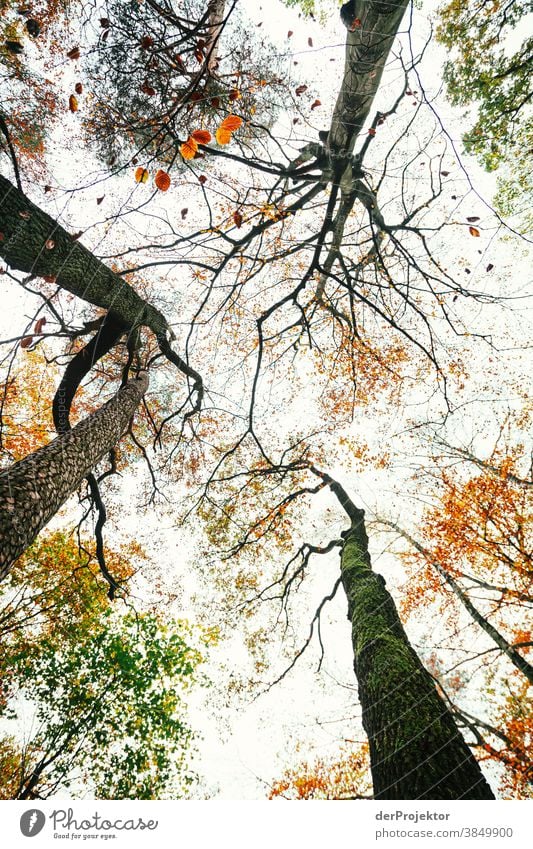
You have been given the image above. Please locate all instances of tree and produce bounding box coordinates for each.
[0,531,206,799]
[436,0,532,225]
[0,373,148,583]
[0,0,529,799]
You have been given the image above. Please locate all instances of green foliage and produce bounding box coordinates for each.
[0,533,206,799]
[436,0,532,222]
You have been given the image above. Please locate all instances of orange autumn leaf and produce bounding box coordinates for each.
[469,226,481,237]
[68,95,78,113]
[180,137,199,160]
[154,170,171,191]
[215,127,232,145]
[219,115,243,133]
[135,167,150,183]
[191,129,212,145]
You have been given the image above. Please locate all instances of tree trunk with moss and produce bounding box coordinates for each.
[0,373,148,581]
[340,510,495,799]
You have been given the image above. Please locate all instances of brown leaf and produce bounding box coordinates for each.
[96,196,105,205]
[308,37,313,47]
[466,216,480,222]
[233,211,243,228]
[75,82,83,95]
[34,317,47,334]
[469,226,481,237]
[100,17,110,28]
[287,31,293,38]
[295,84,307,96]
[69,95,78,112]
[310,100,321,110]
[441,170,450,177]
[486,263,494,272]
[67,46,81,60]
[198,175,207,185]
[20,336,33,349]
[70,230,83,241]
[181,208,188,219]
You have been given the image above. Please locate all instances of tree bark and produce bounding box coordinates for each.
[0,373,148,581]
[340,511,495,799]
[329,1,409,160]
[0,174,169,338]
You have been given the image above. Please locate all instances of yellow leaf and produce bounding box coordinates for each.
[215,127,233,145]
[135,167,150,183]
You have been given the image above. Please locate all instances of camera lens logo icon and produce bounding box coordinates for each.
[20,809,46,837]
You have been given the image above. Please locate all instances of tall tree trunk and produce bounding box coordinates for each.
[329,1,410,160]
[205,0,226,76]
[0,174,169,338]
[0,373,148,581]
[340,510,495,799]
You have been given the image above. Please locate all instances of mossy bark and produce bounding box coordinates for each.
[329,1,410,160]
[0,174,168,337]
[0,373,148,581]
[340,512,495,799]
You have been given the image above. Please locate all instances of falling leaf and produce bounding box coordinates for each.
[194,48,204,63]
[229,89,241,102]
[211,96,220,108]
[441,170,450,176]
[34,317,47,334]
[191,129,212,144]
[45,239,55,249]
[469,226,481,237]
[180,137,199,159]
[26,19,40,37]
[69,95,78,112]
[43,275,56,283]
[295,85,307,96]
[233,211,243,228]
[96,196,105,205]
[44,185,52,193]
[140,36,154,50]
[219,115,243,133]
[20,336,33,349]
[75,82,83,95]
[198,175,207,185]
[141,81,156,96]
[308,37,313,47]
[5,41,24,54]
[189,91,202,103]
[181,208,188,219]
[154,170,171,191]
[100,17,110,28]
[70,230,83,241]
[368,128,376,136]
[465,268,471,274]
[486,263,494,272]
[287,31,293,38]
[67,46,81,60]
[466,216,480,222]
[135,167,150,183]
[310,100,321,110]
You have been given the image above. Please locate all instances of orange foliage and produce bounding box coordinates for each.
[269,743,371,800]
